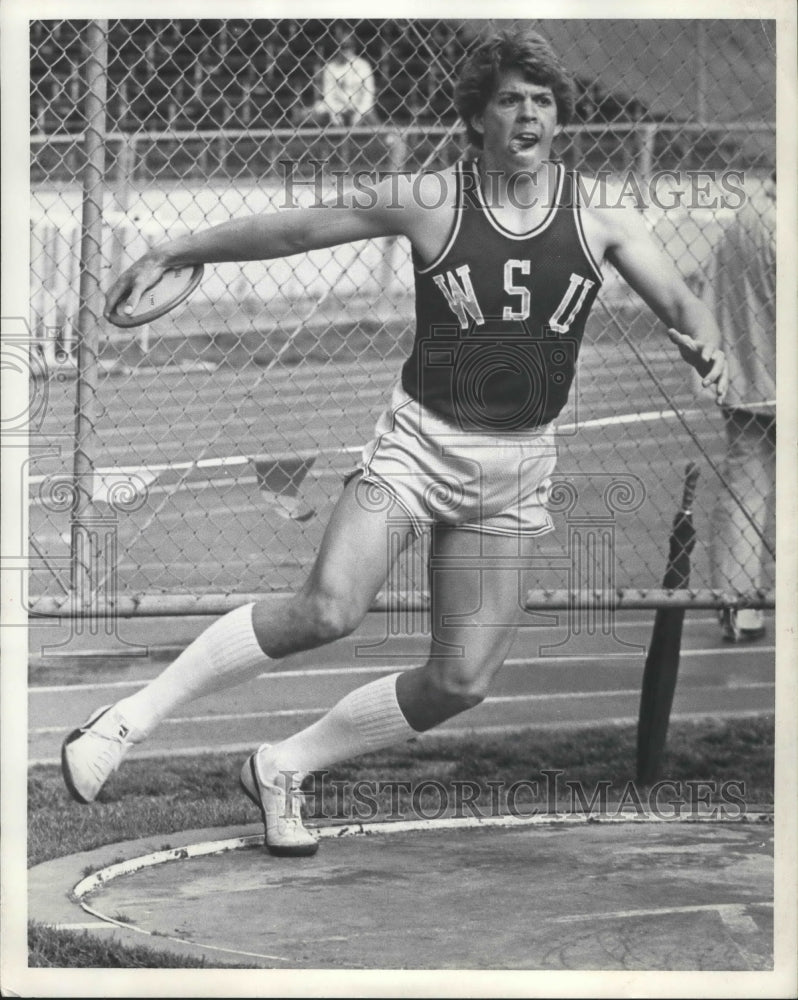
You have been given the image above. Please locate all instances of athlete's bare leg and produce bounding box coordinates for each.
[252,523,539,781]
[396,525,538,730]
[252,475,416,658]
[118,475,416,729]
[61,476,415,804]
[243,514,541,854]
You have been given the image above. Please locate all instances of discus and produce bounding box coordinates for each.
[107,263,204,328]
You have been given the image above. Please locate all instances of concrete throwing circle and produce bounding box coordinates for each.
[70,814,773,970]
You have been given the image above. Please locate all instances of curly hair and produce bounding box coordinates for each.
[454,30,576,148]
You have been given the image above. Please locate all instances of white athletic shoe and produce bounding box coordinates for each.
[720,608,766,644]
[239,745,319,857]
[61,704,143,803]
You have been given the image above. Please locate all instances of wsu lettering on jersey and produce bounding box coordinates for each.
[402,161,603,430]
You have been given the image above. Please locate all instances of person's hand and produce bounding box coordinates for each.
[103,252,169,322]
[667,327,728,405]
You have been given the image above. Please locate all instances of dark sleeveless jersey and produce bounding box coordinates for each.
[401,160,603,431]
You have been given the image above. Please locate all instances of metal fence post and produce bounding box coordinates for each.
[636,123,657,185]
[113,132,137,212]
[70,19,108,604]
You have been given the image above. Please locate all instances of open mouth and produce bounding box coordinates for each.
[510,133,540,152]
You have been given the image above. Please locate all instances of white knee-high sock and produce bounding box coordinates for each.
[260,672,417,778]
[115,604,267,738]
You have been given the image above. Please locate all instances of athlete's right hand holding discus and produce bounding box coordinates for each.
[104,251,172,322]
[103,181,415,324]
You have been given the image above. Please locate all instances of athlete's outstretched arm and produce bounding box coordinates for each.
[104,176,414,320]
[601,204,728,404]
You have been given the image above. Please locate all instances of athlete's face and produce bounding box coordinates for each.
[472,71,559,167]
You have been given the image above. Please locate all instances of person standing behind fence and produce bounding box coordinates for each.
[309,23,377,127]
[704,174,776,642]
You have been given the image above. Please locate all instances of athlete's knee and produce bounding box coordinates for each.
[421,660,492,712]
[296,585,366,643]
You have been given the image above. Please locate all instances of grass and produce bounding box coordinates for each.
[27,715,774,968]
[29,716,774,868]
[27,921,256,969]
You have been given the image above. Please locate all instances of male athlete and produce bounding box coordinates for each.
[62,31,727,856]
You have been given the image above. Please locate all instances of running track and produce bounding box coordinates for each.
[28,609,775,765]
[27,333,775,764]
[28,339,769,599]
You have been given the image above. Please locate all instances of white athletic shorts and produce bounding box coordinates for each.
[350,385,557,537]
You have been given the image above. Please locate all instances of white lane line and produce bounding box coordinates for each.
[41,355,678,412]
[93,383,392,419]
[40,407,702,467]
[32,420,719,478]
[410,710,774,739]
[30,405,713,486]
[28,644,775,695]
[51,382,695,439]
[73,357,683,400]
[74,368,691,420]
[664,646,775,658]
[33,466,347,508]
[25,615,736,650]
[37,444,703,514]
[547,901,772,925]
[562,407,702,431]
[29,446,360,486]
[88,397,388,441]
[74,900,292,964]
[28,709,774,766]
[29,683,775,735]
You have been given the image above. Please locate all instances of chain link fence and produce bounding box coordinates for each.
[27,18,776,615]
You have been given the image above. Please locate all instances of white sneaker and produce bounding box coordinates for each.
[239,745,319,857]
[61,704,143,803]
[720,608,766,643]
